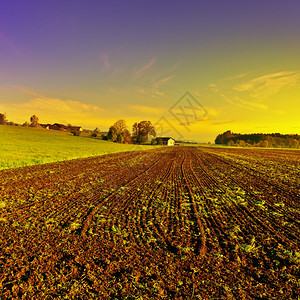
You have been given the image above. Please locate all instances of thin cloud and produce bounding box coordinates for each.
[209,82,269,111]
[154,75,174,86]
[206,108,218,117]
[129,104,164,115]
[208,83,219,93]
[224,73,247,81]
[133,74,175,100]
[134,57,156,79]
[12,98,103,120]
[100,52,111,70]
[14,87,104,113]
[178,116,210,127]
[209,71,300,112]
[208,84,234,105]
[5,88,104,125]
[212,120,240,125]
[151,75,175,97]
[14,86,43,98]
[233,97,268,110]
[234,71,300,99]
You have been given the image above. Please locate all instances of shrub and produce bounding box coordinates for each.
[72,131,81,136]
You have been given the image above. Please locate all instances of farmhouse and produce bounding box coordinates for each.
[48,123,68,131]
[40,124,50,129]
[44,123,83,132]
[69,126,83,132]
[157,137,175,146]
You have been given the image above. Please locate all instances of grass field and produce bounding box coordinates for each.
[0,126,155,169]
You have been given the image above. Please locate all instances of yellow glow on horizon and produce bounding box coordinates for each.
[1,69,300,141]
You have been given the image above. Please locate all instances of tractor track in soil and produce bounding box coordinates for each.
[0,146,299,299]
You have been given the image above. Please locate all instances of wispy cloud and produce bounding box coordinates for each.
[234,71,300,99]
[129,104,164,115]
[206,107,218,116]
[133,74,175,100]
[151,75,175,97]
[12,97,103,116]
[208,71,299,111]
[14,86,43,98]
[208,83,235,106]
[212,119,240,125]
[5,88,104,125]
[154,75,174,86]
[100,52,111,70]
[219,92,269,110]
[211,90,269,111]
[134,57,156,79]
[224,73,247,81]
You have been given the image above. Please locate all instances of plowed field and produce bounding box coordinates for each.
[0,147,299,299]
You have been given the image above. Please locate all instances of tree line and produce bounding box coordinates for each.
[0,113,40,127]
[0,113,157,144]
[215,130,300,148]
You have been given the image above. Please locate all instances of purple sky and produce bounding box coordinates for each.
[1,1,300,141]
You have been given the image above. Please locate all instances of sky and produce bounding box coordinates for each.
[0,0,300,142]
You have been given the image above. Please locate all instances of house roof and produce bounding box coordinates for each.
[157,137,174,141]
[70,126,82,130]
[54,123,68,129]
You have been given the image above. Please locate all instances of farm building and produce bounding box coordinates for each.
[48,123,68,131]
[156,137,175,146]
[40,124,50,129]
[69,126,83,132]
[44,123,83,132]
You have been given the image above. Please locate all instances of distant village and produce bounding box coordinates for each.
[0,113,86,135]
[39,123,83,133]
[0,113,189,146]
